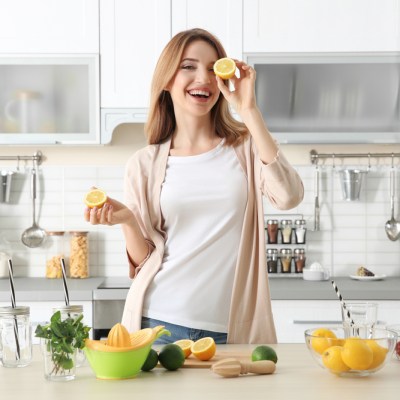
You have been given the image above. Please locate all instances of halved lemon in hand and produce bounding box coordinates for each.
[213,57,236,80]
[191,337,216,361]
[84,188,107,209]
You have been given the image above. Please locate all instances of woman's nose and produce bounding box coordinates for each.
[195,66,211,83]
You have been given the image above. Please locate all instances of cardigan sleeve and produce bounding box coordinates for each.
[252,140,304,210]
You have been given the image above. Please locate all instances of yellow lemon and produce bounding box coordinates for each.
[213,57,236,80]
[191,337,216,361]
[84,188,107,209]
[322,346,351,374]
[366,339,388,369]
[174,339,194,358]
[310,328,338,355]
[342,338,373,370]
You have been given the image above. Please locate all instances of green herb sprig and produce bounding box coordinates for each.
[35,311,91,375]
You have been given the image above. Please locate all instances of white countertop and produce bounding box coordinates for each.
[1,344,399,400]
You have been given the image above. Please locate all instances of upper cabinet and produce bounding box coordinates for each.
[243,0,400,53]
[0,0,99,54]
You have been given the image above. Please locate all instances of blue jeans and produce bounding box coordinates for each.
[141,317,227,344]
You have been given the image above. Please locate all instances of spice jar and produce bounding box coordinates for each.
[45,231,65,279]
[280,220,293,244]
[294,219,307,244]
[0,306,32,367]
[294,248,306,273]
[69,231,89,278]
[266,248,278,273]
[52,305,86,367]
[266,219,279,244]
[280,248,292,273]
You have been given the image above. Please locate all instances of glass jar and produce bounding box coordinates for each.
[294,219,307,244]
[52,305,85,367]
[45,231,65,279]
[280,248,292,273]
[266,219,279,244]
[280,220,293,244]
[294,248,306,273]
[69,231,89,278]
[0,306,32,367]
[266,248,278,273]
[43,339,77,381]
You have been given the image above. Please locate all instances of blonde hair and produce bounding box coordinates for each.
[145,28,248,146]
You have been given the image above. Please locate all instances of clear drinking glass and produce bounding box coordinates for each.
[341,302,378,338]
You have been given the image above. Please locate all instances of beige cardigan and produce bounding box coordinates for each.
[121,136,304,344]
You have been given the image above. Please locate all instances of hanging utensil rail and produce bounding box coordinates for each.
[310,150,400,165]
[0,151,43,165]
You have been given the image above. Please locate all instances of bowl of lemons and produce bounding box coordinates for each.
[304,327,397,377]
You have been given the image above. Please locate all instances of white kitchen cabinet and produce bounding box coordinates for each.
[244,0,400,53]
[0,301,93,343]
[100,0,171,143]
[0,0,99,54]
[272,300,400,343]
[171,0,243,60]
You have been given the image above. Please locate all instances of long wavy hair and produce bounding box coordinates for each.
[144,28,249,146]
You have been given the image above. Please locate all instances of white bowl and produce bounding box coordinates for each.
[303,269,329,281]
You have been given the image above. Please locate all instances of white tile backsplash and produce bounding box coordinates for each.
[1,163,400,278]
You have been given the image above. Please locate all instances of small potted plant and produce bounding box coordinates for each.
[35,310,91,381]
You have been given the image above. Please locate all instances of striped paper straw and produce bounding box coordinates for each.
[8,259,21,360]
[60,258,70,306]
[331,280,354,326]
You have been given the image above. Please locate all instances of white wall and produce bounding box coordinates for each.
[1,123,400,278]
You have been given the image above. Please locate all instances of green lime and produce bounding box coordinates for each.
[141,348,159,372]
[251,345,278,364]
[158,343,185,371]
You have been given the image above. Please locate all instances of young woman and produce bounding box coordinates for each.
[85,28,304,344]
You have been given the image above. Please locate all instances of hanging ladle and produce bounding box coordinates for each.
[385,157,400,241]
[21,160,45,248]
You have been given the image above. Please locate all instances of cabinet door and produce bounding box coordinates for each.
[0,0,99,54]
[100,0,171,109]
[244,0,400,52]
[172,0,243,60]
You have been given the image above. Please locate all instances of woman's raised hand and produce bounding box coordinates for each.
[84,196,133,226]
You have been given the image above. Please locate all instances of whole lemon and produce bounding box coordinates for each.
[322,346,351,374]
[341,338,373,370]
[310,328,338,355]
[365,339,388,370]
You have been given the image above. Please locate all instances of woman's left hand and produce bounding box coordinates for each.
[215,60,257,115]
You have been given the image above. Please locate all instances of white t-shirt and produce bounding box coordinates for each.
[142,139,248,332]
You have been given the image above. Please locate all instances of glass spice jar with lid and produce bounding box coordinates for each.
[280,220,293,244]
[69,231,89,278]
[266,248,278,273]
[294,248,306,273]
[266,219,279,244]
[280,248,292,273]
[45,231,65,279]
[294,219,307,244]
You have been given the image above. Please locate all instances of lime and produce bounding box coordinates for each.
[251,345,278,364]
[141,348,159,372]
[158,343,185,371]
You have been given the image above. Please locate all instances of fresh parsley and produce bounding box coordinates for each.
[35,311,91,375]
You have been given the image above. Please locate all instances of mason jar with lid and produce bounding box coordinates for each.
[69,231,89,278]
[280,220,293,244]
[0,306,32,367]
[294,248,306,273]
[266,248,278,273]
[280,248,292,273]
[266,219,279,244]
[294,219,307,244]
[45,231,65,279]
[52,305,86,367]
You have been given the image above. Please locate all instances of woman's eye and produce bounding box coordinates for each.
[181,65,194,70]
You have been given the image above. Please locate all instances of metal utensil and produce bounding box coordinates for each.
[314,165,320,231]
[21,162,45,248]
[385,166,400,241]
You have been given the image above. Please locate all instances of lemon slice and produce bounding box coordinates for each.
[213,58,236,80]
[84,188,107,209]
[174,339,194,358]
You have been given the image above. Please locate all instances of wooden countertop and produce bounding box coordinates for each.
[1,344,399,400]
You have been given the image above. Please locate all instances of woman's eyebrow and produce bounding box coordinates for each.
[181,58,198,63]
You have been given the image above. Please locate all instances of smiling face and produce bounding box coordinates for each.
[166,40,220,119]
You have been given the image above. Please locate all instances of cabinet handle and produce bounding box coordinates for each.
[292,320,341,325]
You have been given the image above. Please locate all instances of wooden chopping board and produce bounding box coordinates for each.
[182,350,252,368]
